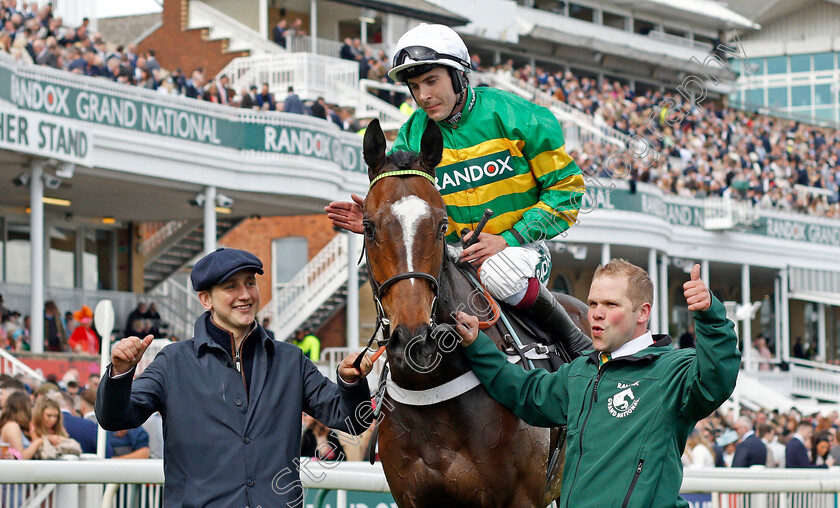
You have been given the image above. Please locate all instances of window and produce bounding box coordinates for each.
[85,229,116,290]
[634,18,656,35]
[814,52,835,71]
[602,11,625,30]
[766,56,787,74]
[746,58,764,76]
[791,85,811,107]
[746,88,764,107]
[568,3,594,21]
[768,87,787,108]
[272,236,309,288]
[815,107,834,121]
[50,227,76,288]
[814,83,832,105]
[789,54,810,73]
[7,223,30,284]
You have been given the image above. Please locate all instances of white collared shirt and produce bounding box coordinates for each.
[608,331,654,359]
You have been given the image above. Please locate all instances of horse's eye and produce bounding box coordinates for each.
[363,220,375,240]
[438,220,448,238]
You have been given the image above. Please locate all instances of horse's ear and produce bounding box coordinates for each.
[363,119,387,180]
[420,118,443,172]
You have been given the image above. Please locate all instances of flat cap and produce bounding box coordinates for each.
[190,247,264,291]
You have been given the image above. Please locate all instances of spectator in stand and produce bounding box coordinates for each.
[213,74,233,105]
[812,431,834,466]
[256,82,276,111]
[0,377,26,411]
[787,421,833,468]
[138,66,156,89]
[58,392,112,456]
[758,423,781,467]
[86,374,100,393]
[142,412,164,459]
[79,389,98,422]
[125,303,147,338]
[754,334,773,371]
[108,426,150,459]
[732,415,767,467]
[68,305,99,355]
[310,96,327,119]
[293,329,320,362]
[31,395,75,457]
[716,429,739,467]
[184,68,204,99]
[0,294,7,321]
[44,300,67,352]
[272,19,287,48]
[240,84,258,109]
[0,392,39,459]
[678,323,695,349]
[340,37,356,61]
[682,427,715,468]
[144,303,162,338]
[283,85,303,114]
[300,413,345,460]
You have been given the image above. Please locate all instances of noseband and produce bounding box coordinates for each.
[365,169,444,345]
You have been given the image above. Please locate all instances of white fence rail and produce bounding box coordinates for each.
[220,53,359,106]
[0,348,45,381]
[790,363,840,403]
[272,233,362,341]
[2,461,840,508]
[149,278,204,340]
[286,34,344,59]
[189,0,283,56]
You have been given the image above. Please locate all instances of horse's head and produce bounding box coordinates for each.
[363,119,449,373]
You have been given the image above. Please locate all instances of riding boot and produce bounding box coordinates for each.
[521,283,592,355]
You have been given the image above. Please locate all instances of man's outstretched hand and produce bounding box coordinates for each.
[325,194,365,234]
[111,335,154,376]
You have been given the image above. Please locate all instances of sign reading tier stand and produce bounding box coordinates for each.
[0,101,92,166]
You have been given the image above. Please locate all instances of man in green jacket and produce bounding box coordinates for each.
[327,23,591,355]
[456,259,740,508]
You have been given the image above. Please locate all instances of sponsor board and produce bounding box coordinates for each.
[0,102,91,166]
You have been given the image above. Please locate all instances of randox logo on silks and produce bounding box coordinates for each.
[436,150,519,194]
[608,384,640,418]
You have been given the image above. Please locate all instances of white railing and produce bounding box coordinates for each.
[149,278,204,340]
[789,267,840,296]
[189,0,283,56]
[648,31,713,52]
[0,348,46,381]
[220,53,360,106]
[272,233,363,341]
[321,347,387,389]
[336,80,407,130]
[286,34,344,59]
[703,196,758,230]
[3,461,840,508]
[790,362,840,403]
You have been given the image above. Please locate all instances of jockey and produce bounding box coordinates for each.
[326,24,591,355]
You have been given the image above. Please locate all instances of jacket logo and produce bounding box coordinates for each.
[608,386,639,418]
[437,154,514,192]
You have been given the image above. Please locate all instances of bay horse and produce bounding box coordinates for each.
[361,118,590,507]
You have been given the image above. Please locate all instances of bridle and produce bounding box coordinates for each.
[364,169,445,347]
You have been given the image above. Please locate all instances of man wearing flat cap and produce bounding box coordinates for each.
[96,248,374,507]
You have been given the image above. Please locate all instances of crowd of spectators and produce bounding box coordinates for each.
[482,61,840,219]
[0,372,161,460]
[688,406,840,469]
[0,295,166,354]
[2,2,837,216]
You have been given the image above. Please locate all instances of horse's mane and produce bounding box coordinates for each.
[386,150,423,171]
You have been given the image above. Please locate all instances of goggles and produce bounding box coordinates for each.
[392,45,470,70]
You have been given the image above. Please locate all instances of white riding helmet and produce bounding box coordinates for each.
[388,24,472,85]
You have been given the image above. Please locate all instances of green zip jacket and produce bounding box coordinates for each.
[463,296,739,508]
[390,86,585,246]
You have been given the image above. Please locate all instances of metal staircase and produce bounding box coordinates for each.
[272,233,368,341]
[140,217,244,292]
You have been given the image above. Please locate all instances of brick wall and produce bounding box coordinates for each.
[138,0,249,77]
[220,215,349,343]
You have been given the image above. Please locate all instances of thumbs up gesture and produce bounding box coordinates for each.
[111,334,154,376]
[683,264,711,312]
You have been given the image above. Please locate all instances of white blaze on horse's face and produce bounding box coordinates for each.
[390,195,432,274]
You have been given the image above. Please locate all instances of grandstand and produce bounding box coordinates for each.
[2,0,840,505]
